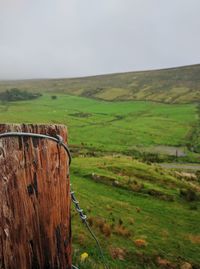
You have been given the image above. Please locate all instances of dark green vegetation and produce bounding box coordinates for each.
[0,88,42,102]
[0,64,200,268]
[71,157,200,269]
[0,94,199,161]
[0,64,200,103]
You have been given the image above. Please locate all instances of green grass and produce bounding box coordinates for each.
[0,93,200,268]
[0,93,198,160]
[72,156,198,198]
[70,156,200,268]
[1,64,200,103]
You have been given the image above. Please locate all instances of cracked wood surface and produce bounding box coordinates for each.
[0,124,71,269]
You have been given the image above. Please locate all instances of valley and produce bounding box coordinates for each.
[0,65,200,268]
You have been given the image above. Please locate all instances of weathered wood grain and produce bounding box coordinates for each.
[0,124,71,269]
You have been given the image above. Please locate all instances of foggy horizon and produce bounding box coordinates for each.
[1,0,200,80]
[0,62,199,82]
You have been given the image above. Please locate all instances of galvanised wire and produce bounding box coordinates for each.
[0,131,108,269]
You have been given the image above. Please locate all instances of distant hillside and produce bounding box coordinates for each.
[0,64,200,103]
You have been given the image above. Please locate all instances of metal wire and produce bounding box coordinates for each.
[71,189,108,269]
[0,131,108,269]
[72,263,79,268]
[0,132,72,164]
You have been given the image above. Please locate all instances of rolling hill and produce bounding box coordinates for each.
[0,69,200,267]
[0,64,200,103]
[70,156,200,268]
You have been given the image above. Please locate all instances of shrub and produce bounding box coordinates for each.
[100,223,112,237]
[189,204,198,210]
[180,189,199,202]
[114,225,131,238]
[77,234,87,246]
[109,247,126,260]
[51,95,57,100]
[196,170,200,181]
[0,88,42,102]
[87,217,94,226]
[142,153,161,163]
[134,239,147,247]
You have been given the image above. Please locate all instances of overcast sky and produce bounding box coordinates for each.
[0,0,200,80]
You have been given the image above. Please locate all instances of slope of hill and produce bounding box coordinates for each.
[0,90,200,267]
[0,64,200,103]
[0,93,199,160]
[71,156,200,268]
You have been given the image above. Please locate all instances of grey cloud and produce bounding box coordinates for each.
[0,0,200,79]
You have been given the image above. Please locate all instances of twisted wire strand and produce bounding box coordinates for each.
[0,132,72,164]
[70,190,108,269]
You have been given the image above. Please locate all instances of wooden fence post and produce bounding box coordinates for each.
[0,124,71,269]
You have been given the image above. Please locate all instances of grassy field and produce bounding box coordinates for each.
[0,64,200,103]
[0,93,200,268]
[0,93,199,160]
[70,156,200,268]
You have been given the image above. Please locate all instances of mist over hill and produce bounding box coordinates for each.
[0,64,200,103]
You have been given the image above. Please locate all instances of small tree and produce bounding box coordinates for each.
[0,89,42,102]
[51,95,57,100]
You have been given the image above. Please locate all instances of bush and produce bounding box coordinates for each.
[142,153,162,163]
[0,88,42,102]
[51,95,57,100]
[196,170,200,181]
[180,188,199,202]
